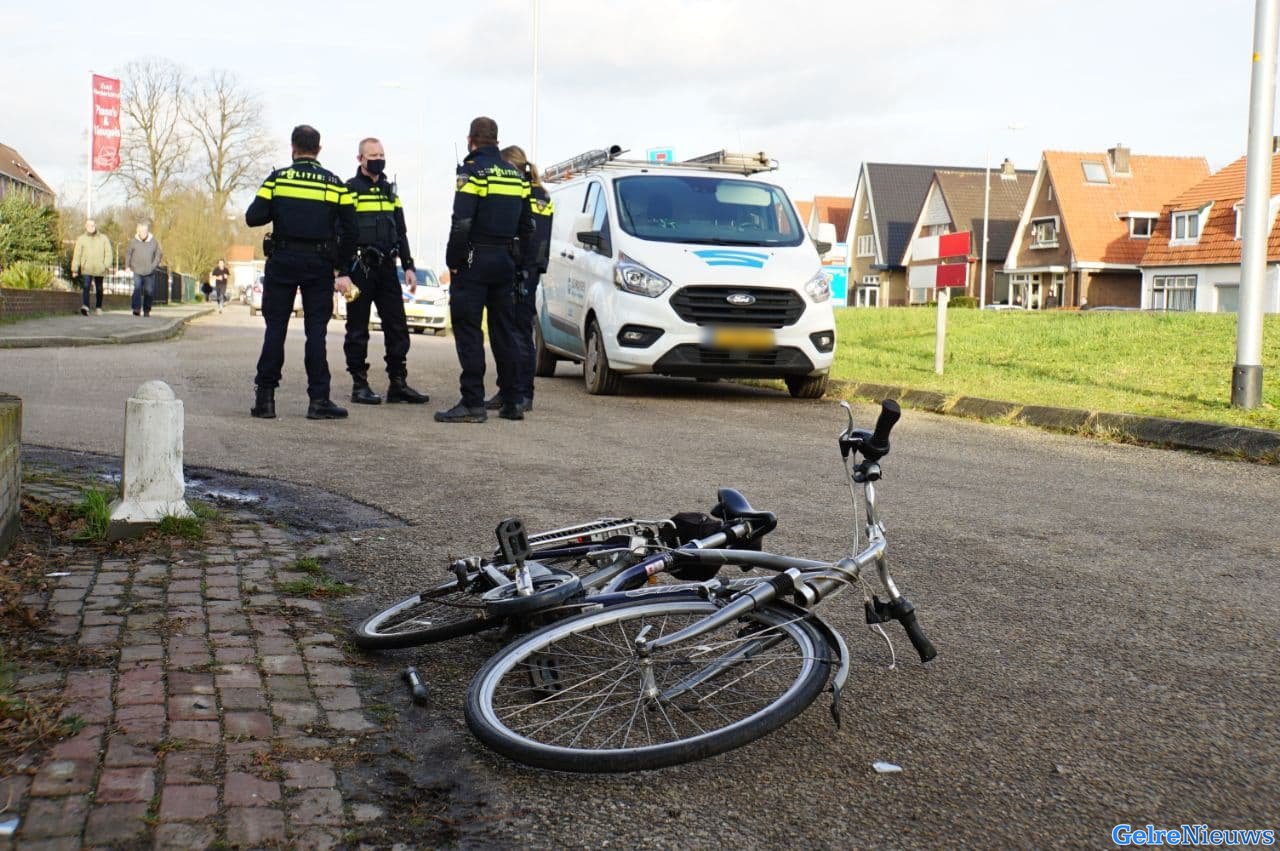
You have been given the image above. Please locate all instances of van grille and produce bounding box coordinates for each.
[669,286,806,328]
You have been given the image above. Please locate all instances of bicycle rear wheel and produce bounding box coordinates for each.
[353,574,495,650]
[465,599,832,772]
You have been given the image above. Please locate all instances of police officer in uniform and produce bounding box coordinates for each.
[344,137,429,406]
[435,117,533,424]
[485,145,552,413]
[246,124,357,420]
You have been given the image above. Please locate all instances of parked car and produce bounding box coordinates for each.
[247,276,302,317]
[369,268,450,335]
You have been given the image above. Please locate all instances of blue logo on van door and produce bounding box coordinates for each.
[692,250,769,269]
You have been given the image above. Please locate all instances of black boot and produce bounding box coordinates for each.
[434,402,487,423]
[307,399,349,420]
[498,401,525,421]
[350,375,383,405]
[484,393,503,410]
[250,386,276,419]
[386,377,429,404]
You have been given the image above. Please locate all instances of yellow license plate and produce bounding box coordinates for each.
[709,327,775,350]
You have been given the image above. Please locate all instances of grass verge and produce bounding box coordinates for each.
[70,487,112,541]
[832,308,1280,431]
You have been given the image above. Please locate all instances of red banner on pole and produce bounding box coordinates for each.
[91,74,121,172]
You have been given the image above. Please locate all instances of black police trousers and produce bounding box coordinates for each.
[254,251,335,401]
[450,246,519,408]
[512,270,541,401]
[344,259,409,380]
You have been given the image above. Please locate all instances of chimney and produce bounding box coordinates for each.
[1000,158,1017,180]
[1108,143,1131,175]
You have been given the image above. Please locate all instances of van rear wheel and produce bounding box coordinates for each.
[533,321,558,378]
[785,374,828,399]
[584,320,621,396]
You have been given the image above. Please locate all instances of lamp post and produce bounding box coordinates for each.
[979,123,1024,309]
[1233,0,1279,409]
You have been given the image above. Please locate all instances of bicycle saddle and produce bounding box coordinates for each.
[711,488,777,536]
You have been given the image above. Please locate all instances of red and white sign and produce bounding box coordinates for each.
[91,74,121,173]
[908,262,968,288]
[911,231,971,262]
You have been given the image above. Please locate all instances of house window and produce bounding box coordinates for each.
[857,275,880,307]
[862,274,880,286]
[1171,210,1200,242]
[1152,274,1197,311]
[1082,162,1109,184]
[856,234,874,257]
[1030,217,1059,248]
[923,223,950,237]
[1234,203,1244,240]
[1129,216,1155,238]
[1047,184,1054,202]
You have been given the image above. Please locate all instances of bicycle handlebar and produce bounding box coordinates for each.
[865,400,901,460]
[887,597,937,663]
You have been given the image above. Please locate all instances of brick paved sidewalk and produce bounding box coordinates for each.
[3,482,383,849]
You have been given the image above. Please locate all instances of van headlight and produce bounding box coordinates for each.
[614,254,672,298]
[805,271,832,303]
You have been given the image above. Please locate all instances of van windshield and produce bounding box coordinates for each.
[614,175,805,247]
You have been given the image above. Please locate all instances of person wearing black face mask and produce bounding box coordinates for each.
[343,136,429,405]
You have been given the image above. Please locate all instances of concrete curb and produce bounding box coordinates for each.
[833,379,1280,463]
[0,307,214,349]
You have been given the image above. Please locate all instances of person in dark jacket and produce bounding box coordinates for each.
[124,223,162,316]
[486,145,552,413]
[211,259,230,313]
[343,137,429,406]
[435,117,533,424]
[244,124,358,421]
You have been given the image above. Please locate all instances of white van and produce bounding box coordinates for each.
[534,149,836,398]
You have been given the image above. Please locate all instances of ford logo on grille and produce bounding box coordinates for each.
[726,293,756,306]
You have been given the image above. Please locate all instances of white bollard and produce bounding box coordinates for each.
[109,380,194,534]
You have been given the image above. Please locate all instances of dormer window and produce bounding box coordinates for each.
[1082,162,1109,184]
[1124,212,1157,238]
[1171,207,1207,244]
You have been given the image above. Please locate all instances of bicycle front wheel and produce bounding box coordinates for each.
[465,600,832,772]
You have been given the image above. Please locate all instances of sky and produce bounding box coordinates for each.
[0,0,1271,268]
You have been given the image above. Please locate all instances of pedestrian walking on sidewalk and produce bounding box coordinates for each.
[124,223,162,317]
[70,219,113,316]
[211,259,230,313]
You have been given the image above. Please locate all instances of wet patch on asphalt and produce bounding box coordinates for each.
[22,444,405,535]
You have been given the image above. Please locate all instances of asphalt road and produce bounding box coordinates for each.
[5,306,1278,849]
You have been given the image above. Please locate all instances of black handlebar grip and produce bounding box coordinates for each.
[898,606,937,663]
[860,396,901,458]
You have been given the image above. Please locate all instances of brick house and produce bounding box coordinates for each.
[850,162,984,307]
[901,161,1035,304]
[0,142,54,206]
[1004,146,1209,309]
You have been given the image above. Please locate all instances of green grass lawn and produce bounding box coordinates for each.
[831,308,1280,431]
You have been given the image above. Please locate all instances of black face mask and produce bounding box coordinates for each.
[364,158,386,176]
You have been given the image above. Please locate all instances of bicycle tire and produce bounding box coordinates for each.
[353,574,497,650]
[465,599,832,772]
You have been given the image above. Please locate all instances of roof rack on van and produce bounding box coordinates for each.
[541,146,778,183]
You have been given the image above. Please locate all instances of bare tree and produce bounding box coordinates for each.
[115,58,189,229]
[186,70,275,213]
[165,188,228,277]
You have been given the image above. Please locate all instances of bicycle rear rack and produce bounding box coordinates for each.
[518,518,646,550]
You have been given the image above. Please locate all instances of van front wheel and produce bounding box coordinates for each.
[584,320,622,396]
[785,374,828,399]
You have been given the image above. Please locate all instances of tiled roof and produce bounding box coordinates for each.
[0,142,54,197]
[795,200,813,226]
[813,195,853,242]
[1043,150,1209,265]
[1141,153,1280,266]
[865,162,984,268]
[933,168,1035,262]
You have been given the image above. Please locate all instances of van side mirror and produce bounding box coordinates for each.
[813,222,837,258]
[578,231,603,249]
